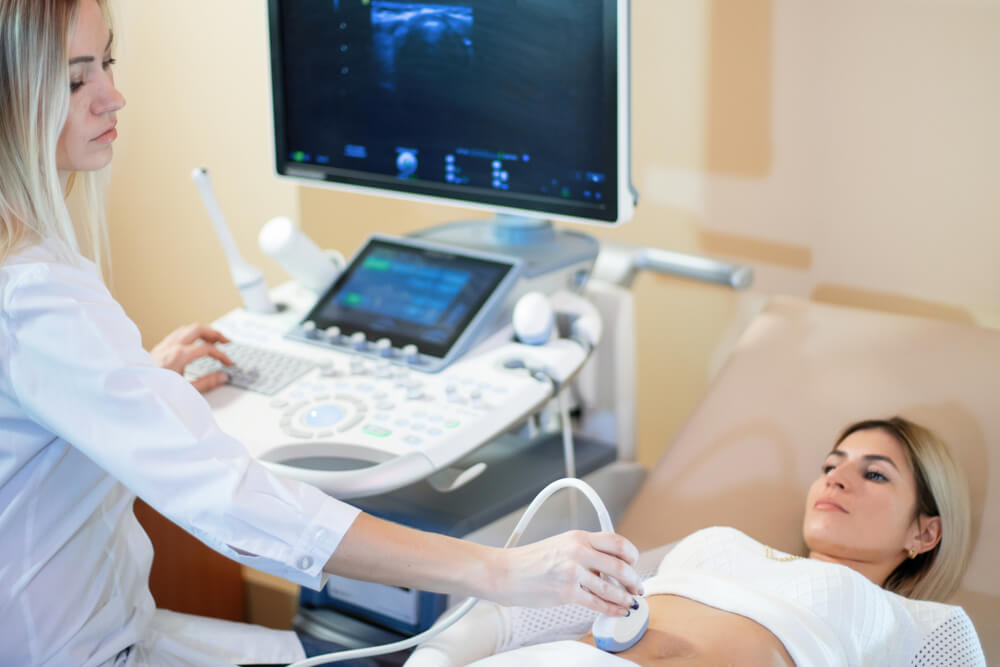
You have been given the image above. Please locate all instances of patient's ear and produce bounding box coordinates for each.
[910,515,942,556]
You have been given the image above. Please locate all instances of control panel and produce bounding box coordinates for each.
[193,235,589,499]
[286,234,523,373]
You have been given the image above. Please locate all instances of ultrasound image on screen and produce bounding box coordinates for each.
[371,3,474,96]
[274,0,616,217]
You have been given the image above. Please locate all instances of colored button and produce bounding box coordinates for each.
[362,424,392,438]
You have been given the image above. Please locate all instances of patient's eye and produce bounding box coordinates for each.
[822,464,836,474]
[865,470,888,482]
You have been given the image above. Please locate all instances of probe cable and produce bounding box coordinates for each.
[288,476,615,666]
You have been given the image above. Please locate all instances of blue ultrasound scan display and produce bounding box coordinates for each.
[275,0,615,218]
[309,240,513,358]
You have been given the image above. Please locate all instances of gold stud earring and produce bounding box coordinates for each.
[908,549,918,560]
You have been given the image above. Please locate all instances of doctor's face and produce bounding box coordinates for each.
[802,428,924,570]
[57,0,125,174]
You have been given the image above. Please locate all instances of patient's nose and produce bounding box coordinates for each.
[825,466,848,490]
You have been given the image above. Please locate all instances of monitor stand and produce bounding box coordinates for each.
[410,214,600,279]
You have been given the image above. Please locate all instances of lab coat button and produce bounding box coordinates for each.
[298,556,314,570]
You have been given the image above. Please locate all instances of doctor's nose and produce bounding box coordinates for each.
[92,75,126,116]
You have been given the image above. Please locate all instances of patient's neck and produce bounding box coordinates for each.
[808,550,897,589]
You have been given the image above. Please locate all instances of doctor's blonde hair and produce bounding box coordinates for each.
[0,0,111,273]
[836,417,972,602]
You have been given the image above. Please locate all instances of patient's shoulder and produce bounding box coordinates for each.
[903,602,986,666]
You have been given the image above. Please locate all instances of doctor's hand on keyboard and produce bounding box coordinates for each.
[151,323,234,393]
[182,340,316,396]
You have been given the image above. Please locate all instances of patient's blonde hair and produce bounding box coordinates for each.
[836,417,971,602]
[0,0,111,274]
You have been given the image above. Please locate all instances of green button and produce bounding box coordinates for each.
[362,424,392,438]
[444,420,460,429]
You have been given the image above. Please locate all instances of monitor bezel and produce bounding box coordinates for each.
[266,0,633,226]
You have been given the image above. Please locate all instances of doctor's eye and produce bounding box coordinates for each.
[821,464,836,474]
[102,57,117,71]
[70,80,84,93]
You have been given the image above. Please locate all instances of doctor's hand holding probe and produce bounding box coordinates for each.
[0,1,641,666]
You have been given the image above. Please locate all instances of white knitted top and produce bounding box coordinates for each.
[436,527,985,667]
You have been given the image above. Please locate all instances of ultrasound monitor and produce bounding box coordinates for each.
[267,0,633,225]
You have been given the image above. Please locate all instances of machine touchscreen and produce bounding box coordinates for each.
[296,235,519,365]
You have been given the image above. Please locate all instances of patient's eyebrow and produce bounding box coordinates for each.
[827,449,900,471]
[68,31,114,65]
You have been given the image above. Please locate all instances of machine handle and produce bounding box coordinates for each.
[635,247,753,289]
[262,451,436,499]
[593,242,754,290]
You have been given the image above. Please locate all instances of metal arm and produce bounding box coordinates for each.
[592,242,754,290]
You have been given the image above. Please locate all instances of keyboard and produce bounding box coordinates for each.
[184,341,316,396]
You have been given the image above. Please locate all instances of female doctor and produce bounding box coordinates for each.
[0,1,643,665]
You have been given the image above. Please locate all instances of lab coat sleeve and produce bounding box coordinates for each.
[3,259,360,590]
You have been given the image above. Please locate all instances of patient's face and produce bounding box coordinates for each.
[802,428,920,573]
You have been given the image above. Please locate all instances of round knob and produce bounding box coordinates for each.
[375,338,393,356]
[302,404,345,428]
[302,320,319,339]
[325,326,342,342]
[350,331,367,351]
[402,344,419,363]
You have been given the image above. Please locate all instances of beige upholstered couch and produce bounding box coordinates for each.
[618,296,1000,663]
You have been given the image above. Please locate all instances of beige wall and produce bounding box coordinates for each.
[107,0,1000,473]
[106,1,298,345]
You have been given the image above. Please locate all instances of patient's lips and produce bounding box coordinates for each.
[814,497,848,513]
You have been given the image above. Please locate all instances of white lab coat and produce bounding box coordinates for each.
[0,240,361,666]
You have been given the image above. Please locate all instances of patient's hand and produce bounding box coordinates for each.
[150,323,233,393]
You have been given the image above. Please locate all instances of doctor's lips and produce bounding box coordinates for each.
[813,497,848,513]
[93,122,118,143]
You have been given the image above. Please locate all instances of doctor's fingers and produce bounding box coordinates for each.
[575,567,638,617]
[587,531,640,568]
[174,323,231,346]
[578,543,643,597]
[154,341,233,374]
[183,341,234,367]
[190,370,229,393]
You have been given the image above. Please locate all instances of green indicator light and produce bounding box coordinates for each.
[293,151,306,162]
[362,257,391,271]
[345,293,363,306]
[561,187,571,198]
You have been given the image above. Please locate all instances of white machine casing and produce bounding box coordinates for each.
[202,281,591,500]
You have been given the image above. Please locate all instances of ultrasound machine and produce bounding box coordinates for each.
[189,1,751,659]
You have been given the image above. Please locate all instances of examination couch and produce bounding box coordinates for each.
[405,295,999,665]
[617,295,1000,664]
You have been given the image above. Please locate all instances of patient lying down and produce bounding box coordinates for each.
[406,418,987,666]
